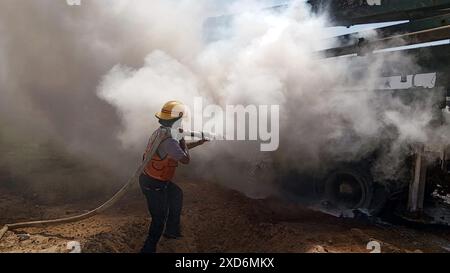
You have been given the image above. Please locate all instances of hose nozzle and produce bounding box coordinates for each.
[176,128,222,141]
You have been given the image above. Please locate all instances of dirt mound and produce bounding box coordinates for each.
[1,180,450,253]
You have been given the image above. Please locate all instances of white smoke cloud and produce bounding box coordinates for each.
[96,0,449,198]
[98,51,201,149]
[1,0,448,200]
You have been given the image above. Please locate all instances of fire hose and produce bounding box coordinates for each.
[0,127,212,241]
[0,128,215,240]
[0,128,169,241]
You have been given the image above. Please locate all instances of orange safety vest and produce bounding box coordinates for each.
[143,129,179,182]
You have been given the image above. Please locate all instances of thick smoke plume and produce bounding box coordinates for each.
[0,0,449,202]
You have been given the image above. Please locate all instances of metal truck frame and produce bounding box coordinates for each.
[301,0,450,224]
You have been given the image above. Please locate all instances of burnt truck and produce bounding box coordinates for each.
[281,0,450,225]
[206,0,450,224]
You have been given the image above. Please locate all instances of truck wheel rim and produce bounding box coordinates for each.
[325,172,367,209]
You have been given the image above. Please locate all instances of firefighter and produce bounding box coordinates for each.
[139,101,207,253]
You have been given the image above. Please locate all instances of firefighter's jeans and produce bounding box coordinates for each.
[139,173,183,253]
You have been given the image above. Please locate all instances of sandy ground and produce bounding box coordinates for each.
[1,179,450,253]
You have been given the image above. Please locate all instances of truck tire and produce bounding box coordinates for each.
[315,165,389,216]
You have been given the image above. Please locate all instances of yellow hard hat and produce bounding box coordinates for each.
[155,100,185,121]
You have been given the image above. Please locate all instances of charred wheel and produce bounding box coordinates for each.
[316,165,389,215]
[323,169,372,210]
